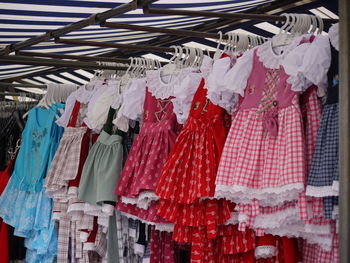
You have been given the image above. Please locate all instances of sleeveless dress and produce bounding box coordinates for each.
[115,77,180,229]
[0,103,64,263]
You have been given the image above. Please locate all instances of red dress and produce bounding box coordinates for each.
[0,159,15,263]
[156,80,256,262]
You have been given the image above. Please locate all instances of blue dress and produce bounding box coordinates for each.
[0,103,64,263]
[307,44,339,219]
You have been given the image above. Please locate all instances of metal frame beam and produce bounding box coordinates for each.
[339,0,350,261]
[0,55,128,71]
[143,4,338,23]
[0,0,158,56]
[16,51,167,66]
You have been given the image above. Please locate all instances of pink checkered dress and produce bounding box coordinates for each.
[215,49,307,213]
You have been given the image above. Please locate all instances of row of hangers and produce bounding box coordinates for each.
[125,57,162,78]
[37,83,77,109]
[214,32,268,60]
[5,13,327,111]
[272,13,324,47]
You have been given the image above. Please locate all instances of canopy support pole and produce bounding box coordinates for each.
[339,0,350,260]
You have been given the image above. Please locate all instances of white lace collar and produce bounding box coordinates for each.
[146,67,195,99]
[200,55,214,79]
[328,23,339,51]
[257,34,311,69]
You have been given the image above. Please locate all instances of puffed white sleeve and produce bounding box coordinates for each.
[222,48,255,97]
[55,89,78,127]
[171,72,202,124]
[284,35,331,93]
[119,78,146,122]
[302,35,331,92]
[206,56,238,113]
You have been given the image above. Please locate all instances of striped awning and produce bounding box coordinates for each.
[0,0,339,92]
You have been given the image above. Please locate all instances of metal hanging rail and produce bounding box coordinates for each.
[0,82,47,89]
[56,38,176,53]
[101,22,229,40]
[0,55,129,71]
[0,0,158,56]
[0,92,42,98]
[16,51,167,66]
[143,5,339,24]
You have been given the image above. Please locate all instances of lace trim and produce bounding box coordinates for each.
[118,211,174,233]
[265,222,305,238]
[256,36,306,69]
[305,223,331,235]
[146,69,175,99]
[332,181,339,195]
[121,196,138,205]
[306,185,338,197]
[255,246,276,259]
[146,67,195,99]
[286,73,312,93]
[302,233,333,251]
[137,191,159,210]
[121,193,159,210]
[224,212,239,225]
[328,23,339,51]
[155,223,175,232]
[200,55,214,79]
[252,206,299,230]
[215,183,303,206]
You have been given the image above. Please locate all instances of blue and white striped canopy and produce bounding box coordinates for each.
[0,0,339,92]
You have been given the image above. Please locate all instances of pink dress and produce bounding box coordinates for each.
[215,34,332,243]
[115,81,181,228]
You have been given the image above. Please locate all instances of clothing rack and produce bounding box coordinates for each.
[0,55,129,71]
[101,22,231,40]
[0,92,42,99]
[16,51,168,66]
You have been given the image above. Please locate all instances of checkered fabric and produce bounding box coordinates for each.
[302,233,339,263]
[308,103,339,188]
[45,127,87,195]
[216,95,305,204]
[57,203,70,263]
[94,226,107,257]
[115,211,124,263]
[324,196,339,219]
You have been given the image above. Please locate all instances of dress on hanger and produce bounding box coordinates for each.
[155,54,254,263]
[306,23,339,220]
[115,74,181,228]
[214,34,331,238]
[79,107,124,212]
[0,103,64,263]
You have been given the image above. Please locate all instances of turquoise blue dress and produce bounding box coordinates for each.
[0,103,64,263]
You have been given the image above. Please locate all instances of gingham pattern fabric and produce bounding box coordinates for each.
[324,196,339,219]
[115,211,125,263]
[215,95,306,205]
[94,226,107,258]
[302,233,339,263]
[45,127,87,195]
[57,203,70,263]
[307,103,339,189]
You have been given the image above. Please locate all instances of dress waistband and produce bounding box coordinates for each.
[97,130,123,145]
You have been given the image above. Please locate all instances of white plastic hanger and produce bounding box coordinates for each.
[214,31,224,60]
